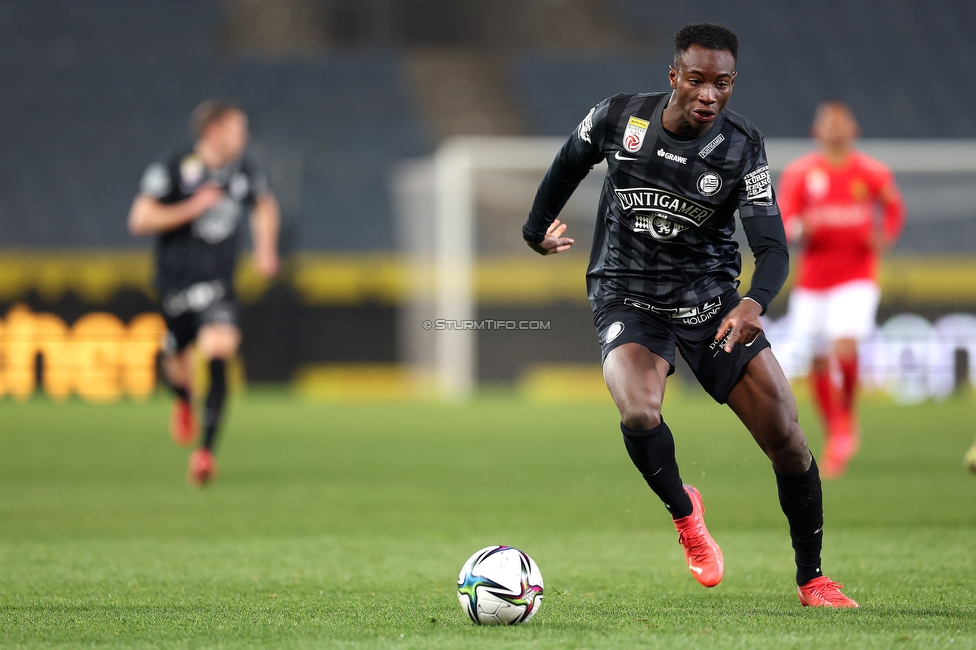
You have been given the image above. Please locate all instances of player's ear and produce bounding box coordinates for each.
[668,65,678,89]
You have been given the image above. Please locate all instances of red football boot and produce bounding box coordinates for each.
[673,485,724,587]
[170,398,198,447]
[187,448,218,487]
[822,413,859,479]
[798,576,859,607]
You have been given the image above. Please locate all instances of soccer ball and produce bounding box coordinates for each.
[457,545,544,625]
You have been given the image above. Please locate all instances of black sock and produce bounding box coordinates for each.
[621,421,693,519]
[775,456,824,586]
[202,359,227,451]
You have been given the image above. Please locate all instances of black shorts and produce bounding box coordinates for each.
[160,280,240,353]
[594,291,771,404]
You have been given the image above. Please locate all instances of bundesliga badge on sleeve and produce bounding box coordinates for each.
[623,116,649,153]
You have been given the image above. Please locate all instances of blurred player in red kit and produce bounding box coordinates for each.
[778,101,905,478]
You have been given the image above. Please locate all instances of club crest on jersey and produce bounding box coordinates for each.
[697,171,722,197]
[623,116,649,153]
[179,155,205,189]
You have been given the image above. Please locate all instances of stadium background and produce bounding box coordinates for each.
[2,0,976,399]
[3,2,976,647]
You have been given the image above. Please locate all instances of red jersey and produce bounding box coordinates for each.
[778,150,905,290]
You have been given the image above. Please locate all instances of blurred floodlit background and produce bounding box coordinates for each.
[1,0,976,404]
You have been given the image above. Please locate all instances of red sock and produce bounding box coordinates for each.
[836,355,859,440]
[811,367,836,431]
[838,355,858,413]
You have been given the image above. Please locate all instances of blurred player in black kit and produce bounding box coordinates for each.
[128,100,280,487]
[523,24,857,607]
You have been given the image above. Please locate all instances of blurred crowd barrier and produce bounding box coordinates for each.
[1,302,970,405]
[0,252,975,402]
[0,305,164,403]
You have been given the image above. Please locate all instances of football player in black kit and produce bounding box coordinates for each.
[523,24,857,607]
[128,101,280,487]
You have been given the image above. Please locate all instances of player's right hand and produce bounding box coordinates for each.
[526,219,575,255]
[713,297,763,353]
[253,246,280,279]
[189,184,224,216]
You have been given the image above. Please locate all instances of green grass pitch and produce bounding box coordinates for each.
[1,388,975,648]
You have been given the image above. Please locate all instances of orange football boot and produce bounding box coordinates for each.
[187,448,218,487]
[170,398,198,447]
[673,485,724,587]
[798,576,858,607]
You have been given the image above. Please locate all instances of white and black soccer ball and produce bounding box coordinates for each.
[457,545,544,625]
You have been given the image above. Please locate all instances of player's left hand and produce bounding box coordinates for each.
[526,219,575,255]
[714,298,763,353]
[253,247,280,279]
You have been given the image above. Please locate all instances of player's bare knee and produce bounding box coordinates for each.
[767,424,811,474]
[163,365,187,389]
[834,338,858,361]
[199,327,240,360]
[620,402,662,431]
[204,343,236,361]
[775,446,813,475]
[811,356,830,373]
[162,353,190,387]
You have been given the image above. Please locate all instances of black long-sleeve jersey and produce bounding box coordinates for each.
[137,149,268,293]
[524,92,789,313]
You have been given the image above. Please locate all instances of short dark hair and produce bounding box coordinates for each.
[815,99,855,118]
[674,23,738,66]
[190,100,243,139]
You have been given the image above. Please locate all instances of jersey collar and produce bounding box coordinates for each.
[652,93,727,150]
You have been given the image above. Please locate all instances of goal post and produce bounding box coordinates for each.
[434,137,591,399]
[398,137,580,400]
